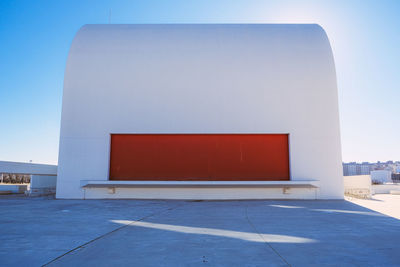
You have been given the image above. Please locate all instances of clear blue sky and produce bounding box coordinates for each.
[1,0,399,164]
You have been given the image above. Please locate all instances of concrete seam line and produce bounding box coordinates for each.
[42,202,185,266]
[244,205,291,266]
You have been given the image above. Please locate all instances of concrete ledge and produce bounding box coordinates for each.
[372,184,400,194]
[82,180,319,188]
[80,180,320,200]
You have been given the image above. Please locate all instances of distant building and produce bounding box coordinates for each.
[384,166,394,172]
[360,163,371,175]
[392,173,400,182]
[0,161,57,183]
[342,161,399,176]
[343,162,370,176]
[343,162,358,176]
[396,165,400,173]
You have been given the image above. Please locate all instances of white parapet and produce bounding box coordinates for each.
[344,175,372,199]
[372,184,400,194]
[28,175,57,196]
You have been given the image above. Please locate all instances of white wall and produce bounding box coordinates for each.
[57,24,343,199]
[28,175,57,196]
[30,175,57,189]
[344,175,371,198]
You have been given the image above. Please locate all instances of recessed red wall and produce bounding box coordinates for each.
[109,134,290,181]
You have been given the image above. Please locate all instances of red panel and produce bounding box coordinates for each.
[109,134,289,181]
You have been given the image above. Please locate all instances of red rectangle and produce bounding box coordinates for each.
[109,134,289,181]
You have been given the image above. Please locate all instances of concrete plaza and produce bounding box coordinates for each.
[1,195,399,266]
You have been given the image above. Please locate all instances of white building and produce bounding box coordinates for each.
[57,24,343,200]
[0,161,57,195]
[371,170,392,184]
[396,165,400,173]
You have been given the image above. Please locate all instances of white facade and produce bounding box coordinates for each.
[57,24,343,199]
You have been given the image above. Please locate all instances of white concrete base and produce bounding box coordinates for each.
[27,188,56,196]
[81,180,319,200]
[372,184,400,194]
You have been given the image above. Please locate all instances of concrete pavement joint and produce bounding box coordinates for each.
[42,202,186,266]
[245,205,291,266]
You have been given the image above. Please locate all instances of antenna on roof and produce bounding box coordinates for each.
[108,8,112,24]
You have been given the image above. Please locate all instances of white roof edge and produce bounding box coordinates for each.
[0,161,57,175]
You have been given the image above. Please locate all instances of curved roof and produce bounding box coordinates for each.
[64,24,335,94]
[62,24,337,134]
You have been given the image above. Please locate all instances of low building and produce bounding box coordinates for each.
[0,161,57,195]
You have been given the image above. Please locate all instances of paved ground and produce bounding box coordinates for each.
[0,195,399,266]
[347,194,400,220]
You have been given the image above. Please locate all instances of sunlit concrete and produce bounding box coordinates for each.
[112,220,316,244]
[347,194,400,220]
[0,196,399,266]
